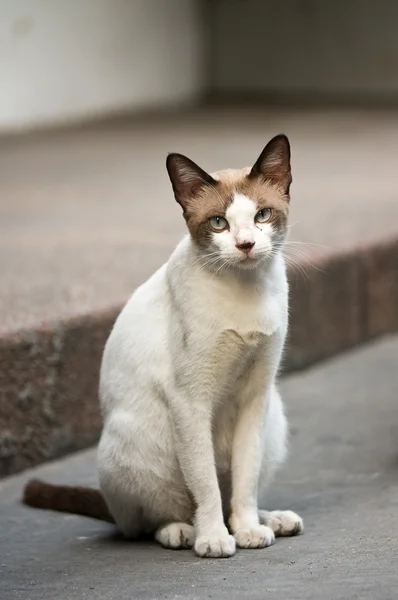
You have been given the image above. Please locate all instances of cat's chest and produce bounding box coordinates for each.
[206,286,286,339]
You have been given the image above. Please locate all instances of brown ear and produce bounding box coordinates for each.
[166,153,218,210]
[249,134,292,193]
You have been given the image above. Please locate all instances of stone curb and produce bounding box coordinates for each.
[1,238,397,478]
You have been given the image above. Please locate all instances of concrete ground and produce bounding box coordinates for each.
[1,335,397,600]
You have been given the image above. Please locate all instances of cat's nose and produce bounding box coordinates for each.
[236,241,255,254]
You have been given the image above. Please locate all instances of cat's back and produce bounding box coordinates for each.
[99,263,171,404]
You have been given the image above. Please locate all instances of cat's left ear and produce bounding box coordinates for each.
[249,134,292,193]
[166,153,218,211]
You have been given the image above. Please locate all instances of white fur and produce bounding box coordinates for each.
[97,194,302,558]
[207,193,275,271]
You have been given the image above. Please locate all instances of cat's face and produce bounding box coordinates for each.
[166,135,291,271]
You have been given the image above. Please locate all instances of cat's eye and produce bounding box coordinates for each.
[209,216,229,231]
[255,208,272,223]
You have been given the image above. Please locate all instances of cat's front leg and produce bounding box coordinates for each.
[229,391,275,549]
[170,395,236,558]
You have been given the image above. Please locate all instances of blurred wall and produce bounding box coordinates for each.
[210,0,398,101]
[0,0,203,132]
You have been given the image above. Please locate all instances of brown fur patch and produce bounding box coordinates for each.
[184,168,289,248]
[22,478,114,523]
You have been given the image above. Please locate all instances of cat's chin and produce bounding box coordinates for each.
[232,255,267,271]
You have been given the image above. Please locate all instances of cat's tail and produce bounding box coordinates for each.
[22,479,115,523]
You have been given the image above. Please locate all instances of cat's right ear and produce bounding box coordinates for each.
[166,153,217,210]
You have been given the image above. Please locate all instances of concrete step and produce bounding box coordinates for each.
[1,105,398,476]
[1,335,398,600]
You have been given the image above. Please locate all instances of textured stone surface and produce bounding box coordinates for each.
[1,106,398,477]
[286,250,362,370]
[360,238,398,339]
[1,336,398,600]
[0,311,116,477]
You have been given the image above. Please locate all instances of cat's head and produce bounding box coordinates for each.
[166,135,291,271]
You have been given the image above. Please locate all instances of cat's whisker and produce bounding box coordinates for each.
[284,240,330,251]
[284,248,327,275]
[285,220,301,230]
[190,251,222,270]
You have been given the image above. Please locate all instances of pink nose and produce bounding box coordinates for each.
[236,241,255,254]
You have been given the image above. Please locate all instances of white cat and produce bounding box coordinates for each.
[23,134,303,558]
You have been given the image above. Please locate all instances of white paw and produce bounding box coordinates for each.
[155,522,195,549]
[234,525,275,549]
[258,510,303,537]
[194,529,236,558]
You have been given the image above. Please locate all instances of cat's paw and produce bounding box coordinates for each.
[258,510,303,537]
[194,529,236,558]
[234,525,275,549]
[155,522,195,549]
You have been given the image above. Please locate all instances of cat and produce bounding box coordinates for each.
[23,134,303,558]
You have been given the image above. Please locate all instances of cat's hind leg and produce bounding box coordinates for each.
[98,413,195,544]
[100,469,195,549]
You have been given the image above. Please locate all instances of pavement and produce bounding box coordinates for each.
[1,105,398,476]
[1,335,398,600]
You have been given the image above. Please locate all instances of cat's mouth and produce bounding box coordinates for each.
[237,254,261,269]
[240,251,260,261]
[242,256,257,262]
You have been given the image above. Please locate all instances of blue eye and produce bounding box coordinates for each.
[209,216,229,231]
[255,209,272,223]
